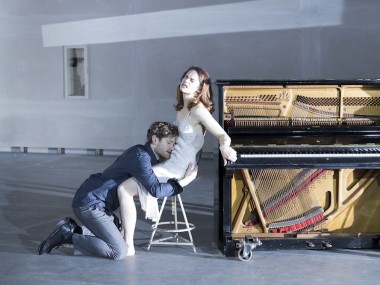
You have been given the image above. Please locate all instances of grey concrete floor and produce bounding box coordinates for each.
[1,152,380,285]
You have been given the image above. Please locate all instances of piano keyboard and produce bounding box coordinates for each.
[241,152,380,158]
[230,145,380,169]
[238,145,380,156]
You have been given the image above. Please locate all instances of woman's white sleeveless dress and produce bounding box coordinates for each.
[137,113,204,221]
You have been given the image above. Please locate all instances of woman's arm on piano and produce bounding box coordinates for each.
[191,105,237,165]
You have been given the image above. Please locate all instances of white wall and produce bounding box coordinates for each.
[1,0,380,153]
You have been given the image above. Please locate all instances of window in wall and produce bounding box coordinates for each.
[64,46,88,98]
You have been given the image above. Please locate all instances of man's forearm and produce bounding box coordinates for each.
[149,179,183,198]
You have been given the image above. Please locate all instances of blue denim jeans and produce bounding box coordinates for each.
[72,206,127,260]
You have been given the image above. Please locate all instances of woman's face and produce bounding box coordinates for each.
[180,70,201,97]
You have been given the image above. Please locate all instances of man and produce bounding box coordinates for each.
[38,121,197,260]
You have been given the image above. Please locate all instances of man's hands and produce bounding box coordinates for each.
[179,163,198,187]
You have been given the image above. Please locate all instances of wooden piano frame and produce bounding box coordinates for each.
[215,79,380,258]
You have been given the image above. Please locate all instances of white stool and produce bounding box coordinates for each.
[147,194,196,253]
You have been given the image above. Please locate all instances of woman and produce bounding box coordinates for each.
[118,66,237,256]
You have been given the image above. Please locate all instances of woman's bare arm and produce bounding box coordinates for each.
[191,105,237,165]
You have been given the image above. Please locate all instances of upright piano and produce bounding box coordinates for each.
[216,79,380,259]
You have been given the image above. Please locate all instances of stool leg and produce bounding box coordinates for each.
[177,194,196,253]
[172,196,179,243]
[148,194,196,253]
[147,196,167,251]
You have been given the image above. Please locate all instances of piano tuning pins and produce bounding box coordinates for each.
[230,112,379,128]
[343,117,375,126]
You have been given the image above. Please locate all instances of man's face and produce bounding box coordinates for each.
[152,135,177,160]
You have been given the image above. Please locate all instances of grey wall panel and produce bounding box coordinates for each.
[1,0,380,153]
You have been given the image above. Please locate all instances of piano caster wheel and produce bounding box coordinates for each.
[236,236,262,262]
[322,241,332,248]
[238,248,252,262]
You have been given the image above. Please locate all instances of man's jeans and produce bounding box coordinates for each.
[72,206,127,260]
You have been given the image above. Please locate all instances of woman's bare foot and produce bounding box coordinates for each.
[127,246,135,256]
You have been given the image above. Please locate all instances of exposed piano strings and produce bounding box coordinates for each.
[235,169,326,233]
[225,92,380,127]
[232,169,380,235]
[255,169,324,233]
[292,96,339,118]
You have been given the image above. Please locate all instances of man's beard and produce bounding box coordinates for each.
[157,153,170,162]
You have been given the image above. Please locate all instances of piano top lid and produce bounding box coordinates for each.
[215,79,380,87]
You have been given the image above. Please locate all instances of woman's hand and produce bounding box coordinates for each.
[219,145,237,166]
[179,163,198,187]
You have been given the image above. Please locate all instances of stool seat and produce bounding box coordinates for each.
[147,194,196,253]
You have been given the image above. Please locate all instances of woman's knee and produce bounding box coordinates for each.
[118,178,138,197]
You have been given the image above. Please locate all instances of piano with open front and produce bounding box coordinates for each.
[215,79,380,259]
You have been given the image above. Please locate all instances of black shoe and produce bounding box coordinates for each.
[66,217,82,234]
[38,217,77,255]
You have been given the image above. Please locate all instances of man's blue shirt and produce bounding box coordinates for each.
[72,142,182,211]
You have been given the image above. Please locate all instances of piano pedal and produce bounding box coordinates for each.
[236,236,262,262]
[306,241,315,248]
[322,240,332,248]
